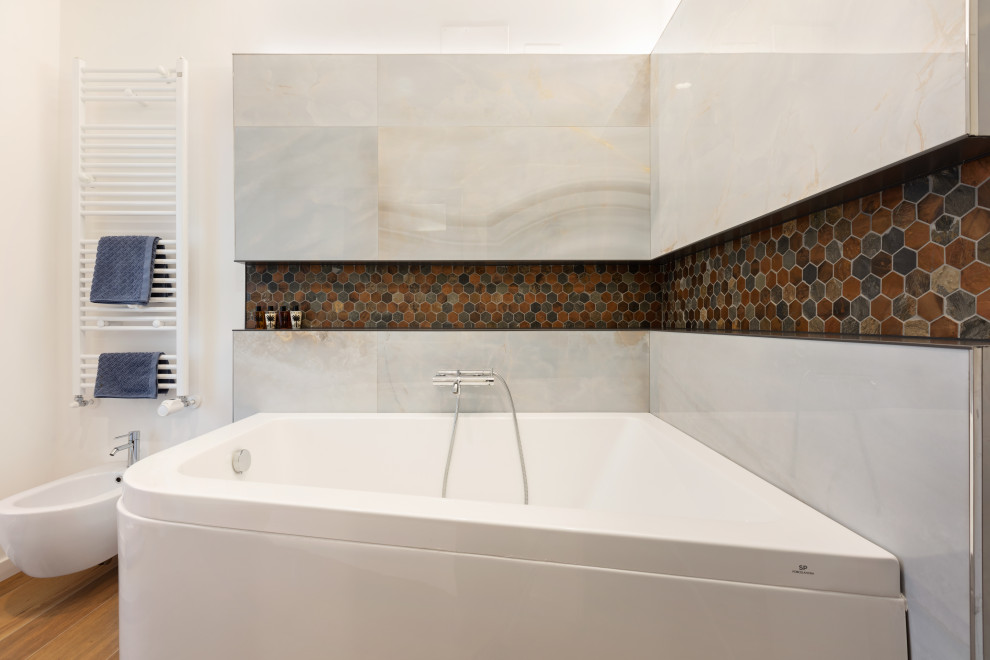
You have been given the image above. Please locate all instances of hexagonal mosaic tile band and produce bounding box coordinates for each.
[659,156,990,339]
[246,263,661,329]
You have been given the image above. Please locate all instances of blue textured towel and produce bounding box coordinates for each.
[94,352,163,399]
[89,236,160,305]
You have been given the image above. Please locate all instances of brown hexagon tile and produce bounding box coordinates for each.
[881,272,904,298]
[834,258,852,280]
[978,179,990,208]
[962,207,990,239]
[963,158,990,186]
[882,186,904,210]
[904,221,929,249]
[843,236,862,259]
[880,317,903,335]
[918,193,944,223]
[945,237,976,269]
[824,317,841,333]
[978,291,990,318]
[871,252,893,277]
[961,262,990,294]
[851,214,871,237]
[872,208,893,234]
[843,277,861,300]
[871,295,892,319]
[917,243,945,271]
[930,315,959,338]
[893,202,917,229]
[862,192,882,214]
[903,319,929,336]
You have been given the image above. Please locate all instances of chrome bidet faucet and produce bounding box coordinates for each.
[110,430,141,467]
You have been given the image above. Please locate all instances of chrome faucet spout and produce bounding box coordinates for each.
[109,430,141,467]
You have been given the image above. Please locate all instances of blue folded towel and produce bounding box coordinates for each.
[89,236,160,305]
[94,352,163,399]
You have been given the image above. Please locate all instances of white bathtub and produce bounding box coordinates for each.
[118,413,908,659]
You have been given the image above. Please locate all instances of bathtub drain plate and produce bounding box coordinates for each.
[232,449,251,474]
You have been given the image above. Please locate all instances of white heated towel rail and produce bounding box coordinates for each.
[70,57,198,414]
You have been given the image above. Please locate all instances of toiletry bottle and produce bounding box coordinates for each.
[290,303,302,330]
[265,305,277,330]
[254,304,265,329]
[277,305,291,329]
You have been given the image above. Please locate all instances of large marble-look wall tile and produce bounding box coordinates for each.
[378,55,649,127]
[378,127,650,260]
[233,331,378,420]
[235,127,378,261]
[650,330,972,660]
[233,55,377,126]
[652,52,966,256]
[377,330,649,413]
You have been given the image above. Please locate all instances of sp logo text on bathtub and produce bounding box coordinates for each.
[792,564,815,575]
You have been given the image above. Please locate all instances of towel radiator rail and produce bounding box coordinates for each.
[70,58,197,414]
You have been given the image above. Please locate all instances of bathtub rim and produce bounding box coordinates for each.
[121,412,902,599]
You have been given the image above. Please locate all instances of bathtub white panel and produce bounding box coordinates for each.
[377,55,650,127]
[233,55,377,127]
[377,330,649,412]
[233,331,378,420]
[234,127,378,260]
[650,331,971,660]
[378,127,651,260]
[119,509,908,660]
[650,0,967,257]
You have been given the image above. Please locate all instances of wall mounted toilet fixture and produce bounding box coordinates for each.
[0,461,126,578]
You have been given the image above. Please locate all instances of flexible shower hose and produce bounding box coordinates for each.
[441,371,529,505]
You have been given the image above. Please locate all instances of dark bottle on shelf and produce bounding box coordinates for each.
[254,304,265,329]
[276,305,291,329]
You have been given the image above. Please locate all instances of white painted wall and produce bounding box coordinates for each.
[0,0,61,576]
[53,0,681,467]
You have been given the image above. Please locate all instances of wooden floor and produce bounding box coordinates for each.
[0,558,118,659]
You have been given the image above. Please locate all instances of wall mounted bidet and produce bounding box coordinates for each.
[0,435,134,577]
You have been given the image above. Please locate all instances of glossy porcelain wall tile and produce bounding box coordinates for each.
[650,330,971,660]
[233,331,378,420]
[377,55,649,127]
[654,0,964,55]
[233,55,377,126]
[378,127,651,260]
[378,330,649,413]
[652,51,966,256]
[234,127,378,261]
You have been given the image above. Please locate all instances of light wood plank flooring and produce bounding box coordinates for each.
[0,558,118,659]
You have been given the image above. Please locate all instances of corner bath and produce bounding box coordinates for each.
[118,413,908,659]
